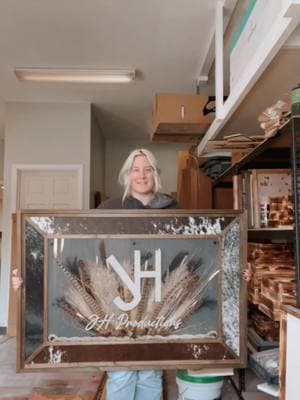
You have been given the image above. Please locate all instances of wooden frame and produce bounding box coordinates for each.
[17,209,247,371]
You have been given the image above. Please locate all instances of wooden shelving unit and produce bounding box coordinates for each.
[212,119,300,353]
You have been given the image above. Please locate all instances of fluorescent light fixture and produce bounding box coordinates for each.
[14,68,136,83]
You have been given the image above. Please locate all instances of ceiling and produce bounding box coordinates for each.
[0,0,238,140]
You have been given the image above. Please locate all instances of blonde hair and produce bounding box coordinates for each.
[118,149,162,201]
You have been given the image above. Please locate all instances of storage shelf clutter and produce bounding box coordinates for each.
[241,169,293,229]
[200,156,231,179]
[210,117,300,399]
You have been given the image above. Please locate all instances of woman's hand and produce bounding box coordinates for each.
[12,269,23,290]
[242,263,252,282]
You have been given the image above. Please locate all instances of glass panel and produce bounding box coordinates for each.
[47,237,219,341]
[24,222,44,358]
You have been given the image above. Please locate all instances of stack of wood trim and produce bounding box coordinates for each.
[205,134,264,153]
[250,309,280,342]
[248,243,296,321]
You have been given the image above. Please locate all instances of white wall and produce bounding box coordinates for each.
[90,111,105,208]
[0,139,5,180]
[105,139,187,199]
[0,102,91,327]
[0,140,5,233]
[286,313,300,400]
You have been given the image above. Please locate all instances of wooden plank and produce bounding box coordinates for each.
[151,131,203,143]
[100,374,107,400]
[280,304,300,319]
[213,188,233,209]
[251,170,259,228]
[196,169,212,209]
[177,151,212,209]
[279,310,287,400]
[0,337,105,400]
[29,375,102,400]
[233,175,239,210]
[7,214,17,336]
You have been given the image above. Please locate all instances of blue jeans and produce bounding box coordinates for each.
[106,370,163,400]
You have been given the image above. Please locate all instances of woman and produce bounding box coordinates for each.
[99,148,178,210]
[98,148,178,400]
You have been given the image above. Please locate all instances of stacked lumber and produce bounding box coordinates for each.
[267,195,294,227]
[248,242,296,321]
[249,308,280,342]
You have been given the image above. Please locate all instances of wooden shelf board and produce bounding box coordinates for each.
[280,304,300,318]
[213,119,293,187]
[248,227,294,232]
[248,229,294,242]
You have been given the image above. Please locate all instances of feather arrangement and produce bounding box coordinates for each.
[55,251,219,338]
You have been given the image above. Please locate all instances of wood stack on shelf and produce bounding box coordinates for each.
[249,308,279,342]
[205,133,264,154]
[258,100,291,138]
[248,306,280,352]
[267,195,293,227]
[248,242,296,321]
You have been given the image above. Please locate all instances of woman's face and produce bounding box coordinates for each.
[129,155,155,196]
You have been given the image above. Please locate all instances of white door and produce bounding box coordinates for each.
[18,170,81,209]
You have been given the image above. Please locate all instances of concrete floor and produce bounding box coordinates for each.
[0,335,104,399]
[0,335,277,399]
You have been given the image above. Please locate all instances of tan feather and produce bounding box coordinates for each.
[64,285,94,319]
[55,258,105,318]
[85,261,121,316]
[78,259,91,292]
[147,258,192,321]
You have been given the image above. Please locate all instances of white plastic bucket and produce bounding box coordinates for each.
[176,370,224,400]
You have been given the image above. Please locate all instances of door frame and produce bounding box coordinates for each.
[11,164,83,213]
